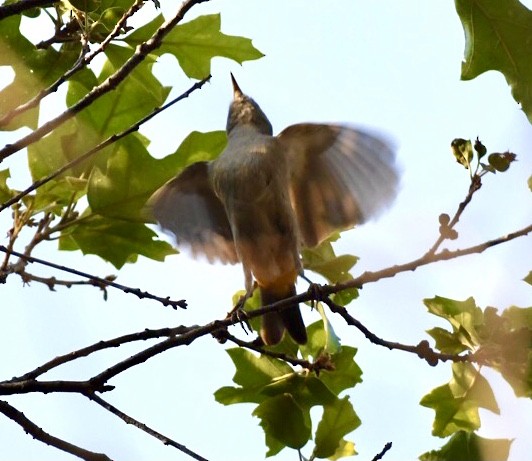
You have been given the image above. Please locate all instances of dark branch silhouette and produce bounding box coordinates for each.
[87,394,210,461]
[0,244,187,309]
[0,400,113,461]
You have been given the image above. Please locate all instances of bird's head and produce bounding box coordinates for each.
[226,74,273,135]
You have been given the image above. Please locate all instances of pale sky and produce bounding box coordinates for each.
[1,1,531,460]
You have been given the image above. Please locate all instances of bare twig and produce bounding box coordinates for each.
[222,331,315,370]
[321,297,471,366]
[0,0,210,162]
[0,0,57,20]
[0,379,113,396]
[87,393,210,461]
[15,325,194,381]
[332,222,532,295]
[371,442,392,461]
[0,245,187,309]
[17,270,113,291]
[425,175,482,256]
[0,75,211,213]
[0,400,113,461]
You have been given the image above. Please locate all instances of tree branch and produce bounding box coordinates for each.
[0,379,113,396]
[371,442,393,461]
[87,393,210,461]
[16,325,194,381]
[0,245,187,309]
[332,222,532,295]
[0,0,57,20]
[0,400,113,461]
[321,297,472,367]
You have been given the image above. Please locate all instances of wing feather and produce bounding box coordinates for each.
[147,161,239,264]
[278,123,399,247]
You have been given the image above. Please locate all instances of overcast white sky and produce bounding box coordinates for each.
[1,1,531,460]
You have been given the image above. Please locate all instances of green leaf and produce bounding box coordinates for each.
[127,14,264,79]
[0,169,13,203]
[30,177,88,216]
[164,129,227,169]
[487,152,516,172]
[67,44,170,139]
[215,344,364,456]
[300,317,341,360]
[524,271,532,286]
[302,237,358,282]
[58,213,176,269]
[253,394,310,450]
[313,396,361,459]
[224,348,293,389]
[420,363,498,437]
[70,0,100,12]
[328,439,357,461]
[263,431,285,458]
[319,346,363,396]
[420,384,480,437]
[124,13,164,44]
[484,306,532,398]
[424,296,483,349]
[0,15,79,130]
[450,138,473,168]
[427,327,470,355]
[301,235,359,305]
[419,431,512,461]
[455,0,532,123]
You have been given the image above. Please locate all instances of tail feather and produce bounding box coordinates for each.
[260,284,307,345]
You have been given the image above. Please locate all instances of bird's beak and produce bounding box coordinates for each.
[230,73,243,99]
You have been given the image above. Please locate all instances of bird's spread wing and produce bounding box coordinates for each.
[146,161,239,264]
[278,123,399,248]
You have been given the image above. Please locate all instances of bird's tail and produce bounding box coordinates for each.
[260,284,307,345]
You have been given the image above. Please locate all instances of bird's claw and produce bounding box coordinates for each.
[307,282,326,308]
[226,297,253,335]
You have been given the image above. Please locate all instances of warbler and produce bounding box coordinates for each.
[148,75,399,345]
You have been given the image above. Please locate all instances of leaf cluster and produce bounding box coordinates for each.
[215,321,362,459]
[419,296,531,460]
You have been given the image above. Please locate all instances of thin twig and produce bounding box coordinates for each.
[0,0,57,20]
[321,297,471,366]
[0,0,210,162]
[15,325,194,381]
[371,442,392,461]
[222,331,314,370]
[0,245,187,309]
[0,75,211,213]
[87,393,210,461]
[17,270,113,291]
[425,175,481,256]
[332,222,532,295]
[0,400,113,461]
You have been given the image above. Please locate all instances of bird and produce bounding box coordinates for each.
[147,75,399,346]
